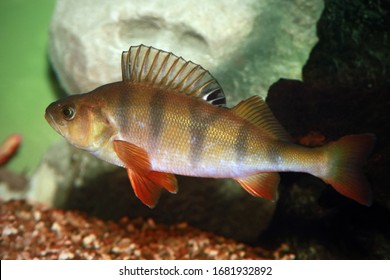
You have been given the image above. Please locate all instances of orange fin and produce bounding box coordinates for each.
[231,96,290,141]
[147,171,178,194]
[126,169,162,208]
[113,140,178,207]
[113,140,151,174]
[235,172,280,201]
[126,170,178,208]
[319,133,375,206]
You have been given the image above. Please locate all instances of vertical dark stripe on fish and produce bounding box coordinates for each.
[116,84,133,135]
[265,141,281,168]
[235,122,251,165]
[149,91,166,149]
[188,102,219,167]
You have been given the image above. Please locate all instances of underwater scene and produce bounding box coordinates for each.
[1,0,389,260]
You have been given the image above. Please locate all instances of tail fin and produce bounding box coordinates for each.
[320,134,375,206]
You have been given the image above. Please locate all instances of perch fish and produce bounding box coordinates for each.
[45,45,375,208]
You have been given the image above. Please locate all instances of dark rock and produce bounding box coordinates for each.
[260,0,390,259]
[302,0,390,91]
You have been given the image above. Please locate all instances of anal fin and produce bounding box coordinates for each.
[235,172,280,201]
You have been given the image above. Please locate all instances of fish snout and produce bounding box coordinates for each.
[45,102,66,135]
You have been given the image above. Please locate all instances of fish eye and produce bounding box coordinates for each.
[62,106,75,121]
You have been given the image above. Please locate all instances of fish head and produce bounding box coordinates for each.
[45,92,114,152]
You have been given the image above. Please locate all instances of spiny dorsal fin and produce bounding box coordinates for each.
[231,96,291,141]
[121,45,226,107]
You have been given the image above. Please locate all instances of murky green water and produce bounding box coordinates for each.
[0,0,58,174]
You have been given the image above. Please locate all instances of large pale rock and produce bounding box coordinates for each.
[27,140,116,207]
[49,0,257,95]
[49,0,323,101]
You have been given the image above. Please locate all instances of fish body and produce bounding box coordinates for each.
[45,45,375,207]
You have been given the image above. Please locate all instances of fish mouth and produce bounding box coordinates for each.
[45,109,63,136]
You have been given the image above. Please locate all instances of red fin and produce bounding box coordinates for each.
[235,172,280,200]
[147,171,178,194]
[126,170,178,207]
[113,140,178,207]
[113,140,151,174]
[126,169,162,208]
[320,134,375,206]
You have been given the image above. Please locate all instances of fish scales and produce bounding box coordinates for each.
[109,83,270,177]
[45,45,375,208]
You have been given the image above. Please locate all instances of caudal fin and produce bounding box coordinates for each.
[320,134,375,206]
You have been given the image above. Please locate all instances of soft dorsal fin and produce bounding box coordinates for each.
[121,45,226,107]
[231,96,291,141]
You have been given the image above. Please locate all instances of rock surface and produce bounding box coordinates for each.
[259,0,390,259]
[48,0,323,102]
[302,0,390,91]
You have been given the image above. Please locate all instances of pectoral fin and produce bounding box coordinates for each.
[235,172,280,201]
[113,140,151,174]
[113,140,178,207]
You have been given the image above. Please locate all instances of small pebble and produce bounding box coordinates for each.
[58,251,75,260]
[82,234,96,248]
[2,225,18,236]
[51,222,62,234]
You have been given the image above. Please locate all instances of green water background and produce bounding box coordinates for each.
[0,0,58,174]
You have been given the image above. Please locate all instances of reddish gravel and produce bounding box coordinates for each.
[0,200,294,260]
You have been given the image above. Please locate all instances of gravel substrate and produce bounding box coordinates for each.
[1,200,293,260]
